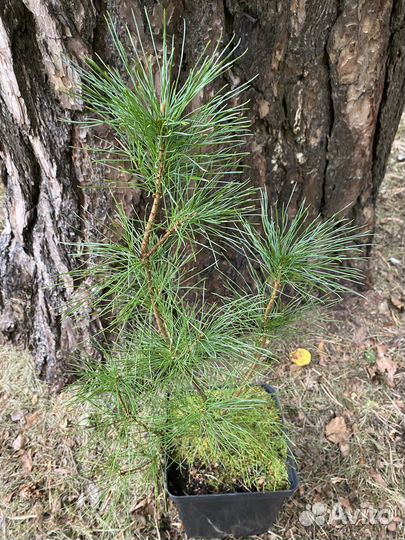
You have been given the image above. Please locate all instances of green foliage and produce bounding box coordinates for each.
[169,386,289,492]
[364,348,377,365]
[245,192,366,303]
[66,10,365,501]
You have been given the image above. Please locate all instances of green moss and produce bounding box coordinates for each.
[169,386,289,493]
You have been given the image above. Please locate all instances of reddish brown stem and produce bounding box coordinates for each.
[142,221,182,261]
[141,147,165,256]
[140,143,170,341]
[259,279,281,349]
[144,261,169,341]
[192,379,207,400]
[116,382,130,417]
[140,144,206,400]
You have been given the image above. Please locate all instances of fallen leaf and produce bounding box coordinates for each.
[12,434,26,451]
[387,521,397,532]
[19,482,39,500]
[376,345,397,387]
[131,498,149,513]
[370,470,386,487]
[21,451,33,473]
[390,294,404,312]
[290,348,312,366]
[25,411,41,429]
[325,416,351,456]
[325,416,349,443]
[339,441,350,457]
[387,516,403,532]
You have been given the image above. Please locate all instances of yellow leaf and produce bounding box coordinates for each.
[290,348,312,366]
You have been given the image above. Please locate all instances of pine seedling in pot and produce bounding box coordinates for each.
[67,12,365,537]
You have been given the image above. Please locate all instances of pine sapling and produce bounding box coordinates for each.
[65,11,365,504]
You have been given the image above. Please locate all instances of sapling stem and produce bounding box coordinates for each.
[259,279,281,349]
[234,278,282,398]
[116,378,161,435]
[140,143,171,341]
[142,221,183,260]
[144,261,170,341]
[140,142,207,400]
[141,145,165,255]
[117,387,130,417]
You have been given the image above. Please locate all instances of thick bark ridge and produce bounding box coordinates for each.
[0,0,404,385]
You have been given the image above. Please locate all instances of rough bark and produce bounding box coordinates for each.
[0,0,404,385]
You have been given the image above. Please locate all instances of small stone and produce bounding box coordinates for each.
[378,299,391,316]
[11,410,27,423]
[12,433,26,451]
[388,257,401,266]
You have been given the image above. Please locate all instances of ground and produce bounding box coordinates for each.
[0,117,404,539]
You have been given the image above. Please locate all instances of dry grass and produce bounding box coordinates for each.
[270,312,404,540]
[268,116,405,540]
[0,347,155,540]
[0,118,404,539]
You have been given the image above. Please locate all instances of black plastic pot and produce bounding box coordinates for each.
[166,384,299,538]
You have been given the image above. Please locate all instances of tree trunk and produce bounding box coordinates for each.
[1,0,404,385]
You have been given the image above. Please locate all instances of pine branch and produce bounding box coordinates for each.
[138,142,172,342]
[143,262,170,342]
[64,11,366,499]
[141,220,183,260]
[234,278,281,398]
[259,279,281,348]
[139,143,207,399]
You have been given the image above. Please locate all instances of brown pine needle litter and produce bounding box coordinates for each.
[0,347,149,540]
